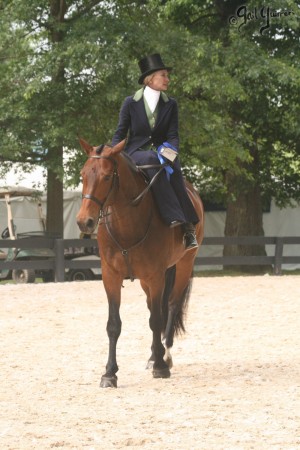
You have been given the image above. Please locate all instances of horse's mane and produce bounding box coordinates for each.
[120,152,140,174]
[96,144,139,174]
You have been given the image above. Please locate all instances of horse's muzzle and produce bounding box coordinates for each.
[76,215,97,234]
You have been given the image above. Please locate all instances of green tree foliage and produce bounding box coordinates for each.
[0,0,299,248]
[154,0,300,205]
[151,0,300,271]
[0,0,179,234]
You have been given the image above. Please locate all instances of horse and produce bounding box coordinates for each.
[76,138,204,388]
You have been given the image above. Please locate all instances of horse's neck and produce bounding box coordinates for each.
[111,157,152,225]
[119,154,146,196]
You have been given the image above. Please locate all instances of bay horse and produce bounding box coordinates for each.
[76,138,204,388]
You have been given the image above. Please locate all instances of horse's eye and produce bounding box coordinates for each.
[104,175,111,181]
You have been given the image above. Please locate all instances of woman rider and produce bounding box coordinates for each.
[111,53,199,250]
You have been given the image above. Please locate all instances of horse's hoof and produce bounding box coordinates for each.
[152,367,171,379]
[146,359,154,370]
[100,375,118,388]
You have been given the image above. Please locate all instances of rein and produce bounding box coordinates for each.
[82,155,169,211]
[82,153,165,281]
[132,163,168,206]
[104,208,153,282]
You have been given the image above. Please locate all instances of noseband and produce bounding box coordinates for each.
[82,154,118,218]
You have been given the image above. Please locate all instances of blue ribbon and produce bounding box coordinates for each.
[157,142,177,181]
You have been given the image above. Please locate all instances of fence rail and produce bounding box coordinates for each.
[0,236,299,282]
[197,236,300,275]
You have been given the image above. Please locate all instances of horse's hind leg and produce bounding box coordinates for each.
[163,259,194,359]
[142,280,171,372]
[142,270,175,371]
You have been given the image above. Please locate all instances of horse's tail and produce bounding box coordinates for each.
[162,265,192,335]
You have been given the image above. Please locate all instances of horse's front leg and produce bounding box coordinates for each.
[148,283,171,379]
[100,286,122,388]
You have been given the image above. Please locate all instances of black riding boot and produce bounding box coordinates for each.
[183,223,198,250]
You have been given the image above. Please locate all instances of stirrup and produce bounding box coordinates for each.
[184,232,198,250]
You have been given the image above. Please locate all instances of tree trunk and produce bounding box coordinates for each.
[223,151,271,273]
[46,149,64,237]
[45,0,67,237]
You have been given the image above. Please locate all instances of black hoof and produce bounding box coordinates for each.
[152,367,171,379]
[100,375,118,388]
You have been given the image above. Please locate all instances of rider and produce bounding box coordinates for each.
[111,53,199,250]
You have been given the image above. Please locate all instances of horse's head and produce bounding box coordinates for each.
[76,138,126,234]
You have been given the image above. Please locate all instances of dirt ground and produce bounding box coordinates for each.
[1,276,300,450]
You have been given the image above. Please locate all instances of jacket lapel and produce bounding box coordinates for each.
[132,88,171,131]
[132,88,151,131]
[154,96,171,129]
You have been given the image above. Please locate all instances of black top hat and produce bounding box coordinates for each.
[138,53,172,84]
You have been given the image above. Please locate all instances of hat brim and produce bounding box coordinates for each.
[138,66,172,85]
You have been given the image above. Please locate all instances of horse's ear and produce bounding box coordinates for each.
[79,137,93,156]
[110,139,126,155]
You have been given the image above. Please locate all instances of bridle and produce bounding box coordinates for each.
[81,154,119,218]
[81,151,171,281]
[81,152,155,281]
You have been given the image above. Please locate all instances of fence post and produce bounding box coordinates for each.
[54,238,65,282]
[274,237,284,276]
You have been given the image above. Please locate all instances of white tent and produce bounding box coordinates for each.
[0,187,82,239]
[200,200,300,270]
[0,187,299,269]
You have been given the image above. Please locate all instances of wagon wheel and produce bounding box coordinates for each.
[67,269,94,281]
[12,269,36,284]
